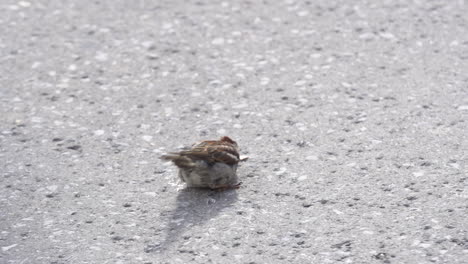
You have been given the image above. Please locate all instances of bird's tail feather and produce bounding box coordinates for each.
[160,153,196,169]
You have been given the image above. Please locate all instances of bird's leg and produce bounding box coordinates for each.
[232,182,242,188]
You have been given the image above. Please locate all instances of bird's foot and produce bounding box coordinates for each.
[211,182,242,191]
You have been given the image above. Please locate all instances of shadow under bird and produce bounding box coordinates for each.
[161,136,247,190]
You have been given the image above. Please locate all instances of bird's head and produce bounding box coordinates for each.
[220,136,237,146]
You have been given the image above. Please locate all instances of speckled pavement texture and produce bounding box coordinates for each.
[1,0,467,263]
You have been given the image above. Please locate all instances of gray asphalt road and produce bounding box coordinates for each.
[1,0,467,263]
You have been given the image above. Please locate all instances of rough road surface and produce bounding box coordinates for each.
[1,0,467,263]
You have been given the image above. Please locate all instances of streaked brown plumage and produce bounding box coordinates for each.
[161,136,242,190]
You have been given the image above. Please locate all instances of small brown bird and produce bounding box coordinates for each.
[161,136,244,190]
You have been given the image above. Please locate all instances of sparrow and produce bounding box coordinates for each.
[161,136,246,190]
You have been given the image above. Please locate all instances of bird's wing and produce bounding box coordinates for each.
[180,141,239,165]
[208,146,239,165]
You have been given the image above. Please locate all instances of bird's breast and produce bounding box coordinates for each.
[179,162,238,188]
